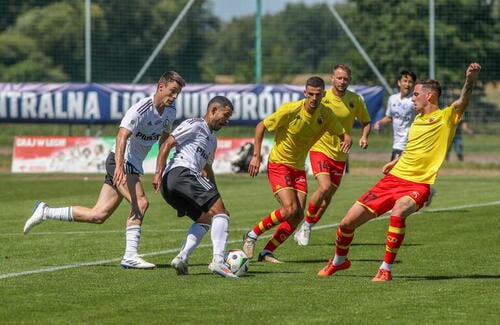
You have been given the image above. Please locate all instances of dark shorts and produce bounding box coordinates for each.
[391,149,404,161]
[161,167,220,221]
[104,152,141,186]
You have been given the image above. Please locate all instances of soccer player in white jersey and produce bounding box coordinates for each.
[374,69,417,160]
[152,96,237,278]
[23,71,186,269]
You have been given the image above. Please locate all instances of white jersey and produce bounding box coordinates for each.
[385,93,417,150]
[165,118,217,174]
[112,96,176,174]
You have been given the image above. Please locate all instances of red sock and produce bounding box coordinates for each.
[252,209,284,236]
[263,220,296,252]
[305,202,321,224]
[335,225,355,256]
[383,216,406,264]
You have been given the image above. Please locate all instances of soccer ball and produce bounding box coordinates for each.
[225,249,249,276]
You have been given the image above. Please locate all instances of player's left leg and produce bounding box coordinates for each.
[372,196,418,282]
[203,199,238,278]
[295,174,336,246]
[296,157,344,246]
[119,174,155,270]
[318,203,375,277]
[258,190,306,263]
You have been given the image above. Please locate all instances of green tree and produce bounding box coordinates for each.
[342,0,500,86]
[92,0,217,83]
[200,17,255,82]
[0,0,54,31]
[0,32,67,81]
[9,1,107,82]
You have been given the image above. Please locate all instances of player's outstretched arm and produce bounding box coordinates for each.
[453,62,481,113]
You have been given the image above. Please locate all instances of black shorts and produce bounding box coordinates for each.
[104,152,141,186]
[390,149,403,161]
[161,167,220,221]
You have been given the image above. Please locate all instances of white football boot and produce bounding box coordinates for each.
[293,223,312,246]
[120,255,156,270]
[208,262,239,278]
[171,256,189,275]
[23,202,47,234]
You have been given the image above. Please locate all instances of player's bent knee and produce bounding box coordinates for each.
[137,198,149,214]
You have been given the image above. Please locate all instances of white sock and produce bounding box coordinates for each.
[178,223,210,261]
[380,262,392,271]
[333,254,346,266]
[303,221,312,228]
[124,225,141,259]
[211,214,230,264]
[44,207,74,222]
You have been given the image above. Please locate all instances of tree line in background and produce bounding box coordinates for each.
[1,0,499,89]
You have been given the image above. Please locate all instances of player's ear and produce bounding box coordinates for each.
[209,104,219,115]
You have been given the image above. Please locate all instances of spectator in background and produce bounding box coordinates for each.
[374,69,417,161]
[446,120,474,161]
[23,71,186,270]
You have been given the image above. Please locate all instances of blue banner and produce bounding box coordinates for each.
[0,83,384,125]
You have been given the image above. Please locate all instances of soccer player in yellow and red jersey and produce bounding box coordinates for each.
[317,62,481,281]
[242,76,352,263]
[294,64,371,246]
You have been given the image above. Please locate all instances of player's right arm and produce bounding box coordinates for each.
[373,116,393,131]
[113,127,132,187]
[152,134,177,192]
[248,121,266,177]
[452,62,481,114]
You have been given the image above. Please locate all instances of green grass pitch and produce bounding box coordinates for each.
[0,172,499,324]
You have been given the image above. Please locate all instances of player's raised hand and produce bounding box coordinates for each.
[466,62,481,80]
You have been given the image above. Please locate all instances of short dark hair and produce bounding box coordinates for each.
[416,79,442,98]
[306,76,325,89]
[208,95,234,111]
[159,71,186,88]
[399,69,417,82]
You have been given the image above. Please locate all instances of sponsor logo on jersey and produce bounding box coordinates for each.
[196,146,209,159]
[135,131,161,141]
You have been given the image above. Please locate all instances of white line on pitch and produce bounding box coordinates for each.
[1,200,499,280]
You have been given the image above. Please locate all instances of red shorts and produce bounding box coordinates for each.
[309,151,346,187]
[356,174,430,216]
[267,162,307,195]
